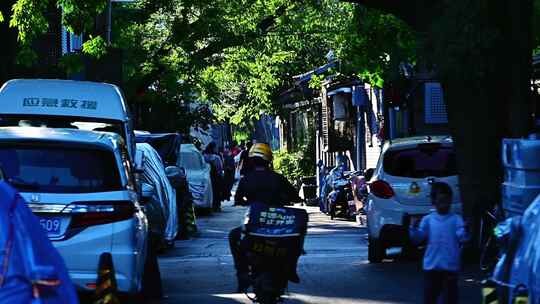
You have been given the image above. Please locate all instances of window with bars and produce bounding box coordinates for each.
[425,82,448,124]
[62,27,83,54]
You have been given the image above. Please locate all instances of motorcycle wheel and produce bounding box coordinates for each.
[253,273,282,304]
[256,293,278,304]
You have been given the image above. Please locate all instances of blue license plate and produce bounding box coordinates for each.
[39,217,62,235]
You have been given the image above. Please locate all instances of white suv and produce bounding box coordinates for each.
[366,136,462,263]
[0,127,155,295]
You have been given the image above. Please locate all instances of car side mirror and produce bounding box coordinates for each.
[165,166,186,188]
[141,182,156,202]
[165,166,186,178]
[364,168,375,182]
[165,166,185,178]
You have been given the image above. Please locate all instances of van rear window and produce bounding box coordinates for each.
[383,146,457,178]
[0,116,126,141]
[0,145,122,193]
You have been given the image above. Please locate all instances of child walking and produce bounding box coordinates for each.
[410,182,469,304]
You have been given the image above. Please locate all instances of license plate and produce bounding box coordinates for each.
[39,217,62,235]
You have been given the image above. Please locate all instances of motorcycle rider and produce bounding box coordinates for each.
[229,143,303,293]
[324,154,350,213]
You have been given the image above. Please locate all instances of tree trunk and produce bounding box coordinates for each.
[443,1,533,221]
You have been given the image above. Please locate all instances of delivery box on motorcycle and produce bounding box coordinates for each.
[242,202,308,259]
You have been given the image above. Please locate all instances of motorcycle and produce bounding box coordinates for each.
[326,171,363,220]
[242,202,308,304]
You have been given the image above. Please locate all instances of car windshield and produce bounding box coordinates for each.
[0,145,122,193]
[383,145,457,178]
[180,152,203,170]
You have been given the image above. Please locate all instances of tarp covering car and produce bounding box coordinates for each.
[135,132,182,167]
[0,181,78,303]
[137,143,178,242]
[492,192,540,303]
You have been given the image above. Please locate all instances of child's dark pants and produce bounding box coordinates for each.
[424,270,458,304]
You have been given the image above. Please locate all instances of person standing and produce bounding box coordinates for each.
[203,142,224,211]
[410,182,469,304]
[222,145,236,201]
[317,160,328,213]
[230,141,241,157]
[238,141,254,176]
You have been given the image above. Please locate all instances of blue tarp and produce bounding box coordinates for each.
[493,192,540,303]
[327,87,352,97]
[352,85,368,107]
[135,133,182,167]
[0,182,78,303]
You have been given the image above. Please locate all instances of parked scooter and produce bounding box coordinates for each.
[242,202,308,304]
[326,171,363,220]
[351,168,373,215]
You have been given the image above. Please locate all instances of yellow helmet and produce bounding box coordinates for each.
[249,143,273,162]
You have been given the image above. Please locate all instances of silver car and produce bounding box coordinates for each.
[178,144,213,209]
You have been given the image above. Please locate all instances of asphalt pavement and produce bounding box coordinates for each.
[158,202,482,304]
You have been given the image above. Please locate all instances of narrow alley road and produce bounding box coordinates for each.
[158,203,482,303]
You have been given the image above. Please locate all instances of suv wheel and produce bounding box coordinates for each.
[368,237,385,263]
[141,244,163,299]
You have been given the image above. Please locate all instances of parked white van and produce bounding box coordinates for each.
[0,79,136,160]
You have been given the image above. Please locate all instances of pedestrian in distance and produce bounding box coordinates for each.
[410,182,469,304]
[203,142,225,211]
[238,141,254,176]
[230,140,241,157]
[222,145,236,200]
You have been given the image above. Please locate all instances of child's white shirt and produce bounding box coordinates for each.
[410,212,468,272]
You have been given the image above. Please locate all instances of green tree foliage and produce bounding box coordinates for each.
[57,0,107,34]
[337,6,416,86]
[5,0,417,130]
[110,0,362,128]
[8,0,109,65]
[534,0,540,52]
[273,149,314,185]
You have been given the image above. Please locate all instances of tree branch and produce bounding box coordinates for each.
[190,3,292,63]
[342,0,442,31]
[131,2,296,95]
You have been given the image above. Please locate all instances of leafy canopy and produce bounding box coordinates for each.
[6,0,415,129]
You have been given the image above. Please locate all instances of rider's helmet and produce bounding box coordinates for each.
[249,143,273,162]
